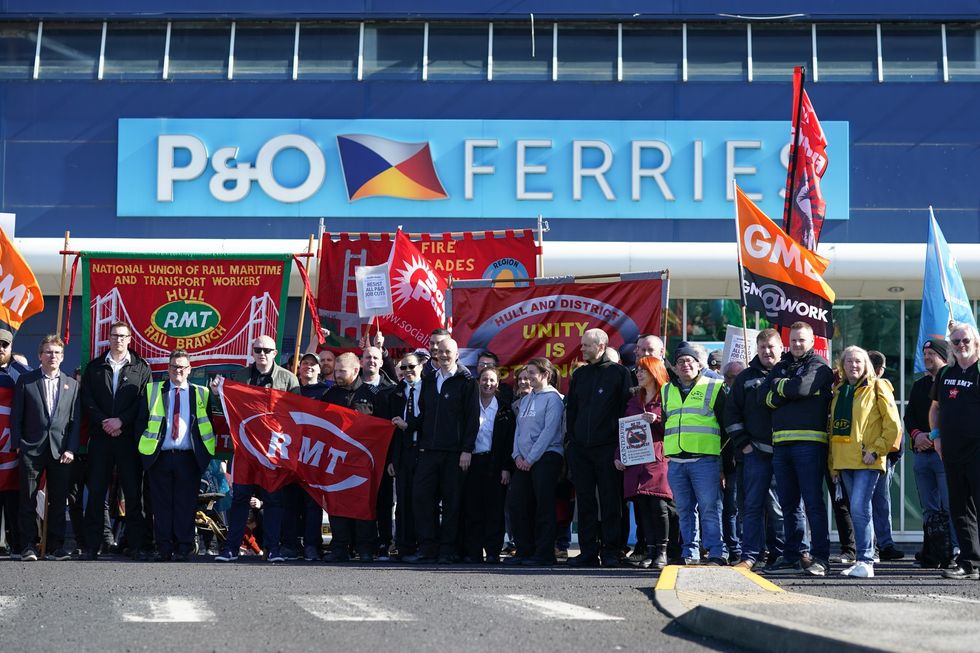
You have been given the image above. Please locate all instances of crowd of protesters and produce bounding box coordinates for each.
[2,317,979,581]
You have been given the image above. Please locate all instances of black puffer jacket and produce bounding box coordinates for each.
[724,355,775,453]
[418,368,480,452]
[81,349,152,440]
[565,359,632,448]
[761,349,834,446]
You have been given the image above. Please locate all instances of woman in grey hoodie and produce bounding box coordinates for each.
[504,357,566,566]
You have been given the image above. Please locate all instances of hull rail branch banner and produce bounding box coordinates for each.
[82,253,291,372]
[317,229,540,340]
[448,271,668,387]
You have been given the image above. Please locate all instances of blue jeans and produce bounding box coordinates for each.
[740,448,807,563]
[226,483,284,554]
[872,459,896,549]
[722,469,741,557]
[773,442,830,563]
[913,450,959,548]
[840,469,880,564]
[667,456,725,560]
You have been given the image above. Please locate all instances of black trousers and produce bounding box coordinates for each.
[566,441,622,559]
[944,451,980,572]
[825,468,856,556]
[1,489,19,552]
[394,445,420,554]
[329,517,376,557]
[19,449,72,551]
[376,471,394,551]
[85,434,146,553]
[509,451,562,560]
[147,450,200,555]
[282,484,323,551]
[413,449,465,558]
[461,452,507,559]
[634,494,670,548]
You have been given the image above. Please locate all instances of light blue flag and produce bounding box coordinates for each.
[915,209,977,373]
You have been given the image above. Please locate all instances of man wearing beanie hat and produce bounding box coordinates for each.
[663,342,729,565]
[905,337,958,564]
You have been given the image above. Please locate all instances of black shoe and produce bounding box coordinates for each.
[502,556,527,566]
[46,548,72,561]
[280,547,301,561]
[879,547,905,561]
[942,566,980,580]
[402,554,437,564]
[523,556,556,567]
[152,551,172,562]
[567,553,600,568]
[600,557,620,568]
[485,554,501,564]
[322,551,351,563]
[461,556,482,564]
[21,548,38,562]
[437,554,458,564]
[80,549,98,561]
[706,557,729,566]
[357,552,375,563]
[132,550,150,562]
[173,552,190,563]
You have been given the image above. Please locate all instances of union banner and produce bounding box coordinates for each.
[81,254,291,372]
[0,388,16,491]
[449,274,667,388]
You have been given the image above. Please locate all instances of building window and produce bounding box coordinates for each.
[103,22,166,79]
[362,23,423,79]
[492,22,553,80]
[168,23,230,79]
[427,23,487,80]
[557,24,616,81]
[814,24,877,81]
[233,22,294,79]
[946,23,980,81]
[620,25,681,81]
[0,23,38,79]
[687,24,747,81]
[37,22,101,79]
[751,24,812,81]
[880,24,942,82]
[296,23,359,80]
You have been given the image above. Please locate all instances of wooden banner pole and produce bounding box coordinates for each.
[291,234,315,376]
[56,230,70,334]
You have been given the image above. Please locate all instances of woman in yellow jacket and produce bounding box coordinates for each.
[828,346,902,578]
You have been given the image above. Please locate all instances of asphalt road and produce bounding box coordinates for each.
[0,558,747,653]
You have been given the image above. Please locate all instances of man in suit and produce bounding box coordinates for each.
[389,352,424,559]
[136,350,215,562]
[11,334,81,561]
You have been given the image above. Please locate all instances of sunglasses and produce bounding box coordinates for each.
[253,347,275,354]
[952,338,973,346]
[399,364,417,370]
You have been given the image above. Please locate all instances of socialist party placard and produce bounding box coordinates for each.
[82,253,291,372]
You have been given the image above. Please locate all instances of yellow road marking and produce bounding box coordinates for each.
[655,565,680,590]
[732,566,785,592]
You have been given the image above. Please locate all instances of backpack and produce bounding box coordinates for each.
[920,510,953,569]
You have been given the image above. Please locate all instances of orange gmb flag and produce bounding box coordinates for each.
[0,228,44,331]
[736,186,835,338]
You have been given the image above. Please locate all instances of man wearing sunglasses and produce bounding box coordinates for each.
[929,322,980,580]
[215,335,299,563]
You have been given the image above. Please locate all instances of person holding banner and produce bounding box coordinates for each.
[506,358,564,567]
[662,344,728,566]
[614,356,671,570]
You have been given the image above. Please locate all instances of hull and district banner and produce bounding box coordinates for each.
[449,274,667,387]
[81,254,292,372]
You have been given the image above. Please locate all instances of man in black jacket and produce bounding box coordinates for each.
[565,328,632,567]
[80,321,152,560]
[405,337,479,564]
[390,352,424,559]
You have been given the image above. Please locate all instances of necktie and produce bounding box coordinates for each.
[171,387,181,441]
[406,385,416,444]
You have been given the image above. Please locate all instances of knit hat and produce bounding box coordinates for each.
[923,338,949,361]
[673,342,701,366]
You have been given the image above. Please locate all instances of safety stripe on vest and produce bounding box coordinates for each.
[665,425,721,436]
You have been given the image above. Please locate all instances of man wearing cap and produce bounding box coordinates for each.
[663,342,729,565]
[906,337,958,561]
[0,327,30,558]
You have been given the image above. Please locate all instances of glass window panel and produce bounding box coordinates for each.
[881,25,942,81]
[492,23,553,80]
[621,25,681,81]
[830,300,901,389]
[903,299,923,400]
[946,23,980,81]
[0,23,38,79]
[297,23,358,79]
[38,22,101,79]
[103,23,166,79]
[665,298,685,357]
[168,23,230,79]
[233,23,294,79]
[687,25,747,81]
[362,23,423,79]
[685,299,745,343]
[427,24,487,80]
[557,25,616,81]
[752,24,811,81]
[815,24,877,81]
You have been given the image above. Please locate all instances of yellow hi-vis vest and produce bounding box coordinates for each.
[138,381,215,456]
[662,376,723,456]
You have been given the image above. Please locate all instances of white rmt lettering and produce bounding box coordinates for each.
[267,431,292,460]
[299,437,325,467]
[325,447,348,474]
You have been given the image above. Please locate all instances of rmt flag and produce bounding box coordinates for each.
[737,186,835,340]
[783,67,829,252]
[380,229,448,348]
[0,227,44,332]
[219,381,394,520]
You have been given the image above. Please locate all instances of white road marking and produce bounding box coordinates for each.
[485,594,624,621]
[0,596,22,618]
[292,595,416,622]
[119,597,216,623]
[882,593,980,605]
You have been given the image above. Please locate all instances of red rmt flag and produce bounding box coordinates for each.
[783,66,829,252]
[219,381,394,520]
[379,229,448,348]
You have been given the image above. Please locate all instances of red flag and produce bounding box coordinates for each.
[218,381,393,520]
[379,230,448,348]
[0,387,16,491]
[783,66,829,252]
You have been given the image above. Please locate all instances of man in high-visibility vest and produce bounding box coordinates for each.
[136,350,215,562]
[662,343,729,565]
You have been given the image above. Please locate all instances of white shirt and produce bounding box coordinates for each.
[41,371,61,416]
[160,382,192,451]
[402,380,421,419]
[436,366,457,393]
[106,351,130,395]
[474,396,498,455]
